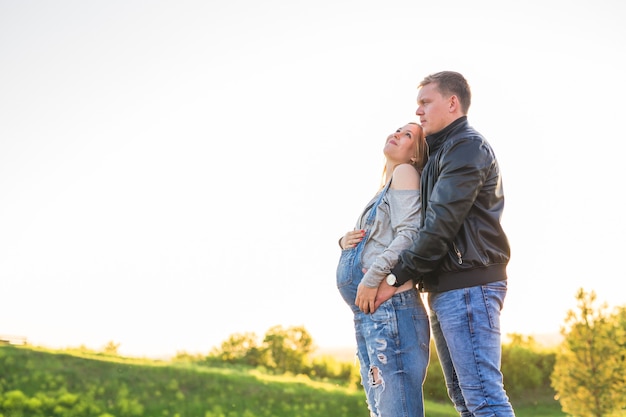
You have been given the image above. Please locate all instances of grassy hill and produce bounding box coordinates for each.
[0,345,564,417]
[0,345,459,417]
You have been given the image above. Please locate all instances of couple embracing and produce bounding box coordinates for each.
[337,71,516,417]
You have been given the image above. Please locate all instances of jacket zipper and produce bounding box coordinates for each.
[452,242,463,265]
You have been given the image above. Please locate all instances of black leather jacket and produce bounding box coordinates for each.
[391,116,510,292]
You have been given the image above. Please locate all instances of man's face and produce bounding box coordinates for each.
[415,82,452,136]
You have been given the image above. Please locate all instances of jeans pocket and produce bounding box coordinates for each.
[482,281,507,329]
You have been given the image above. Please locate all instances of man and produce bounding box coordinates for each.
[375,71,516,416]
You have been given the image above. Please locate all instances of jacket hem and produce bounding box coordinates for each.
[420,264,507,293]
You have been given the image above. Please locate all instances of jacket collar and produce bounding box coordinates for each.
[426,116,468,151]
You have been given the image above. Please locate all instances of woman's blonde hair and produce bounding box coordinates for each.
[381,122,429,185]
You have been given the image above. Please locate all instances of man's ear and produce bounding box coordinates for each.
[448,95,459,113]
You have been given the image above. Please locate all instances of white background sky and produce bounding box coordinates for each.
[1,0,624,358]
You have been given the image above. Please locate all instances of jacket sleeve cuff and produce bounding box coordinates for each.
[391,261,414,287]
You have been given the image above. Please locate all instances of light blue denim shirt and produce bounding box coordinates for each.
[356,189,421,287]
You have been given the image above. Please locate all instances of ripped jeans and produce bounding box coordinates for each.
[337,246,430,416]
[354,290,430,417]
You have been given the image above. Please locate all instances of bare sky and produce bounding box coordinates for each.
[1,0,624,357]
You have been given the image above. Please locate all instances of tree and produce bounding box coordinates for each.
[262,325,314,374]
[103,341,120,355]
[501,334,556,400]
[551,288,626,417]
[211,332,265,366]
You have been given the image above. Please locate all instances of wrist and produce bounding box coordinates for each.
[387,269,410,287]
[385,273,398,286]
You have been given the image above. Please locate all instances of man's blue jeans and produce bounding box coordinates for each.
[427,281,516,417]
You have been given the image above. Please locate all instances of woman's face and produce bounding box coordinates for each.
[383,124,420,164]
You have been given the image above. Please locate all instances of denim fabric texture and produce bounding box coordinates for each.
[354,290,430,417]
[337,181,430,417]
[428,280,516,417]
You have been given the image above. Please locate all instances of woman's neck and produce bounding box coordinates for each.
[385,161,399,178]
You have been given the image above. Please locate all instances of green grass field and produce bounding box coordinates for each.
[0,345,564,417]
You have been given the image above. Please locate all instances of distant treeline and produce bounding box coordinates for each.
[205,324,559,406]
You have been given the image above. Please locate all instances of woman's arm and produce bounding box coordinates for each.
[355,164,420,312]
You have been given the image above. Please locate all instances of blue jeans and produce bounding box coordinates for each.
[427,281,516,417]
[354,290,430,417]
[338,245,430,417]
